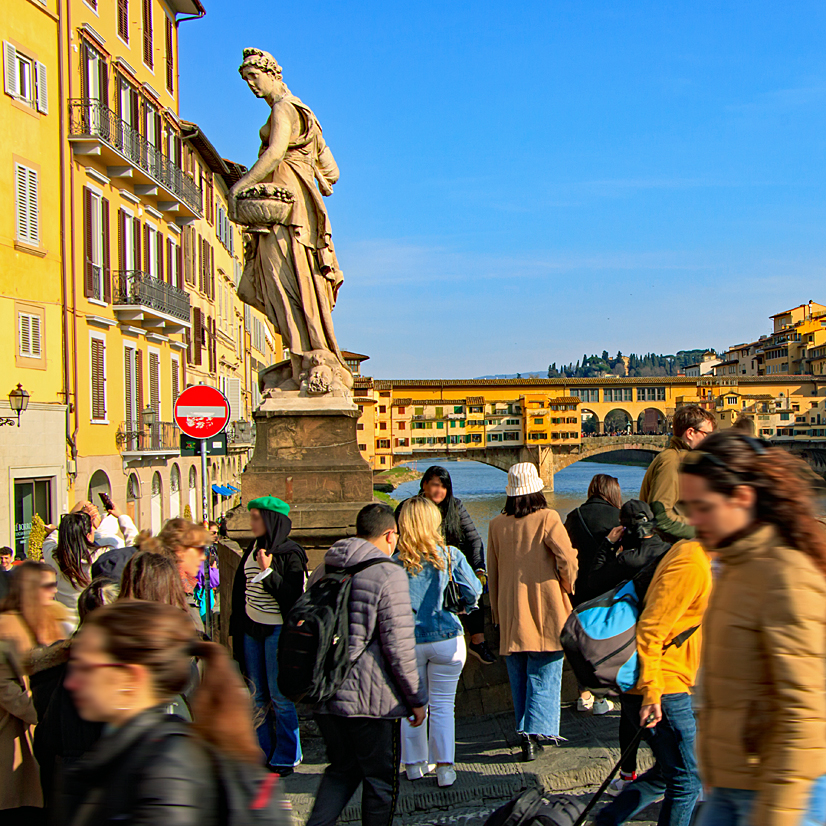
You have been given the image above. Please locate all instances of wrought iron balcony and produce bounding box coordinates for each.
[68,99,202,216]
[117,420,180,456]
[113,270,191,330]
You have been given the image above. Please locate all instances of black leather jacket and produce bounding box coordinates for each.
[59,707,216,826]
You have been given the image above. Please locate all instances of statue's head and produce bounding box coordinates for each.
[239,48,283,98]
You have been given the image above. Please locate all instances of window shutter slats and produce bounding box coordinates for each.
[91,338,106,420]
[142,0,153,68]
[165,17,174,92]
[124,347,134,422]
[135,349,144,414]
[149,351,160,416]
[134,218,142,271]
[35,61,48,114]
[192,308,202,365]
[171,359,179,407]
[30,315,41,357]
[19,314,30,356]
[118,0,129,43]
[4,42,17,98]
[118,209,126,270]
[176,241,183,289]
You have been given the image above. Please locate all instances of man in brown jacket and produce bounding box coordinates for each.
[639,405,715,543]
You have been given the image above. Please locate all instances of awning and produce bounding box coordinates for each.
[211,484,235,496]
[226,484,240,492]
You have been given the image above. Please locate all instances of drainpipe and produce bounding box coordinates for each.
[59,0,80,478]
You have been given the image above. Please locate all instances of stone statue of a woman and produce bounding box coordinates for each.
[230,48,351,398]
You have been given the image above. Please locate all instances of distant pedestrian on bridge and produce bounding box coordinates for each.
[639,405,715,543]
[396,466,496,665]
[488,463,578,762]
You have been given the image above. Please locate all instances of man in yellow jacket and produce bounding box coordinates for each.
[595,539,713,826]
[639,405,715,543]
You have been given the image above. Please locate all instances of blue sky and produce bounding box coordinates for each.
[179,1,826,378]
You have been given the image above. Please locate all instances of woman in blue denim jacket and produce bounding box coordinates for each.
[394,497,482,788]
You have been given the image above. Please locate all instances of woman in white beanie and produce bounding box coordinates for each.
[487,462,578,762]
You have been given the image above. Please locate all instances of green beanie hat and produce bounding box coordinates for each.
[247,496,290,516]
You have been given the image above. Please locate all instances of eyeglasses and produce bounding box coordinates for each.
[692,427,714,436]
[67,661,127,677]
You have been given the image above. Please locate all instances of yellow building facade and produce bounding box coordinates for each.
[1,0,279,548]
[1,0,69,553]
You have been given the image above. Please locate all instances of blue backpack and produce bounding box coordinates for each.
[561,571,698,693]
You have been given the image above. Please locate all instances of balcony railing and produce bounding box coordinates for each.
[114,270,191,322]
[68,99,202,214]
[117,421,180,454]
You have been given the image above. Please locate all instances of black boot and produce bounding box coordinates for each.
[521,734,539,762]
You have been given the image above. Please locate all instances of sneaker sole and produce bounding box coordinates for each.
[467,649,496,665]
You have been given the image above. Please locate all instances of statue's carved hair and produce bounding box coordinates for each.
[239,48,282,79]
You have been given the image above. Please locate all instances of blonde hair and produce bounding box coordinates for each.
[156,518,210,558]
[397,497,446,574]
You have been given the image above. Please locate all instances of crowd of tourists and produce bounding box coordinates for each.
[1,402,825,826]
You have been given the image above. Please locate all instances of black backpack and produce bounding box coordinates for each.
[484,789,585,826]
[277,557,392,704]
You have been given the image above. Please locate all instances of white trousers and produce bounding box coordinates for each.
[401,635,466,766]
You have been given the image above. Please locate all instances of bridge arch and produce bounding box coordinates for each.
[637,408,667,435]
[390,436,668,491]
[604,408,633,435]
[581,408,601,435]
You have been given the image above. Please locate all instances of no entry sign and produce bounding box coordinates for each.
[174,385,230,439]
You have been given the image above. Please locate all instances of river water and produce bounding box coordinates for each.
[395,458,826,544]
[394,459,649,543]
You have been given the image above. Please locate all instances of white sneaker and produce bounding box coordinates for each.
[593,698,615,715]
[436,765,457,787]
[607,774,636,796]
[576,696,594,712]
[405,762,436,781]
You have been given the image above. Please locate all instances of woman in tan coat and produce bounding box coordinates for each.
[679,432,826,826]
[487,462,578,762]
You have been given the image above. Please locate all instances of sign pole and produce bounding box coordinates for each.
[200,436,214,638]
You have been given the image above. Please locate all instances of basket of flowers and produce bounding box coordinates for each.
[234,183,295,227]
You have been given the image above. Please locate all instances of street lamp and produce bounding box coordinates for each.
[0,384,30,428]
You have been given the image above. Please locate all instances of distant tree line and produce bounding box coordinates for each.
[547,349,712,379]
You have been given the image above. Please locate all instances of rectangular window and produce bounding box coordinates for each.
[18,312,42,359]
[118,0,129,42]
[142,0,154,68]
[636,387,666,402]
[397,407,405,415]
[165,17,174,91]
[91,336,107,421]
[15,163,39,246]
[579,389,599,403]
[14,478,52,558]
[83,188,110,302]
[148,350,160,417]
[124,346,138,425]
[534,417,544,425]
[454,405,463,413]
[3,43,48,113]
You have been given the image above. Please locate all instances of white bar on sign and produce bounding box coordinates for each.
[176,405,227,417]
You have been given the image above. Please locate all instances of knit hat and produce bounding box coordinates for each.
[505,463,544,497]
[247,496,290,516]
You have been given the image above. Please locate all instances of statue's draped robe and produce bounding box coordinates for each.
[237,95,345,366]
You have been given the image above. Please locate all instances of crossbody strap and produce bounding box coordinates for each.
[575,507,597,542]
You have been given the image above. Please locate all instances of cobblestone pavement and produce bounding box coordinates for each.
[281,705,662,825]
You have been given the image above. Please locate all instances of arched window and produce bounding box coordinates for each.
[87,470,112,504]
[151,472,163,534]
[126,473,140,528]
[169,464,181,519]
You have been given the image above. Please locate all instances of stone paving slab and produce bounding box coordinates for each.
[282,705,659,824]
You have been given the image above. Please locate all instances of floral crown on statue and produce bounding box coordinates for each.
[239,48,282,79]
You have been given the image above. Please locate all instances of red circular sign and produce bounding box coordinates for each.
[174,385,230,439]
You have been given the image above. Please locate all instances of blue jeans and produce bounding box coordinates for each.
[697,776,826,826]
[596,693,701,826]
[505,651,564,738]
[242,628,302,768]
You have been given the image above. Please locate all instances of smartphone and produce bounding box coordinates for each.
[99,492,114,512]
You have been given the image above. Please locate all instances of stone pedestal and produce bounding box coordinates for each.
[224,398,373,567]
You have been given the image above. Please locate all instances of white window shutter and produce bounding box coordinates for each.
[19,314,31,356]
[31,314,41,357]
[228,377,242,421]
[27,168,39,244]
[4,42,17,98]
[15,165,28,242]
[35,61,48,114]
